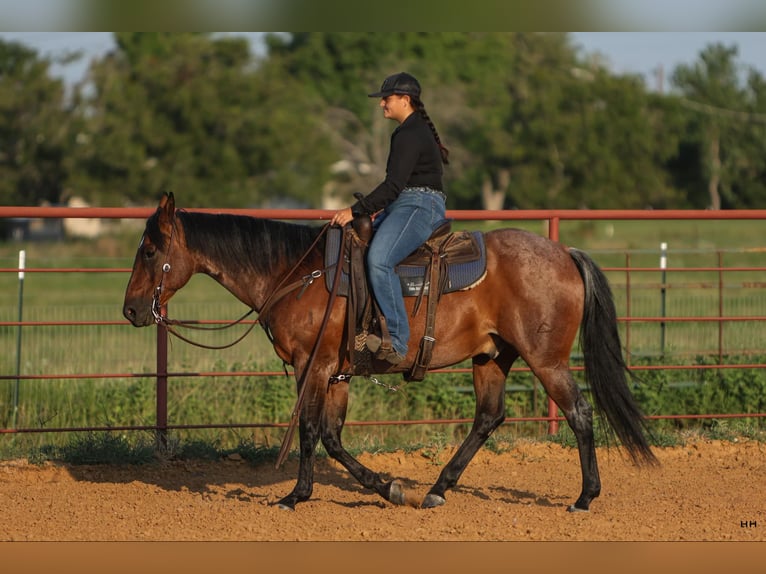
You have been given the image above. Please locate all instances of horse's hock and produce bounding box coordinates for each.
[1,439,763,541]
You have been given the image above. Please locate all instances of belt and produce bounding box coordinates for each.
[402,186,446,201]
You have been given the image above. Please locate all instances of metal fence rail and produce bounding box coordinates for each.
[2,207,766,441]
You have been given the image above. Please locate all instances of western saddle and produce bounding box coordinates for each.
[328,215,486,382]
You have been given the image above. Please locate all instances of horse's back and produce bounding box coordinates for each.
[483,227,581,283]
[473,227,585,351]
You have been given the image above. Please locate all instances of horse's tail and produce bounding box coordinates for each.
[569,248,658,466]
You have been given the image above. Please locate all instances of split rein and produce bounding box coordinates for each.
[150,219,333,350]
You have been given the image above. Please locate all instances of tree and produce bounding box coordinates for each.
[546,68,684,209]
[265,32,476,207]
[0,39,71,206]
[265,32,683,211]
[266,33,567,209]
[670,43,766,209]
[68,33,336,207]
[725,67,766,208]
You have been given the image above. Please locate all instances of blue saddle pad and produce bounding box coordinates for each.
[324,228,487,297]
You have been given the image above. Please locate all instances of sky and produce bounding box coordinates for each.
[1,32,766,92]
[570,32,766,88]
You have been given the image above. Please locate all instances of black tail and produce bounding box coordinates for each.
[569,248,658,466]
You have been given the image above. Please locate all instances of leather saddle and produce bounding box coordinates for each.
[324,220,486,298]
[324,215,487,381]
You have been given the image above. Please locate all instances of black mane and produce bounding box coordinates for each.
[151,210,324,276]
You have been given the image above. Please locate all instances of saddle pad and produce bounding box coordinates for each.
[324,228,487,297]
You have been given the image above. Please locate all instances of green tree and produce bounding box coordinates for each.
[550,69,683,209]
[266,32,682,210]
[725,68,766,208]
[68,32,335,207]
[446,33,684,210]
[0,39,71,206]
[670,43,766,209]
[264,32,480,208]
[265,33,556,209]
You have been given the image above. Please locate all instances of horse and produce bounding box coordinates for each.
[123,192,657,512]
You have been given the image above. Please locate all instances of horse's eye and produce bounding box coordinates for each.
[143,246,157,260]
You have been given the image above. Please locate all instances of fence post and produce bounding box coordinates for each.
[156,305,168,449]
[13,250,25,429]
[546,217,560,435]
[625,251,632,366]
[660,242,667,354]
[717,250,724,364]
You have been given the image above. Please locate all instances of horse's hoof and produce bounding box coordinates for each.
[387,480,407,506]
[421,493,446,509]
[276,499,296,511]
[567,504,589,513]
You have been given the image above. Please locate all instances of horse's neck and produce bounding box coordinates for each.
[211,271,269,312]
[181,213,321,313]
[196,245,313,314]
[196,259,273,313]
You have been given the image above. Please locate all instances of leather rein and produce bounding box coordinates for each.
[150,215,334,350]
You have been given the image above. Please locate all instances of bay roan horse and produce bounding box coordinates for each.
[123,192,657,512]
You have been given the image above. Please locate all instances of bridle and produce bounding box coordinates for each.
[149,213,334,350]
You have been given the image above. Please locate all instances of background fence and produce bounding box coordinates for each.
[1,206,766,447]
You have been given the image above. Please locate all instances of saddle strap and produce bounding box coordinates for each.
[408,247,442,382]
[346,224,373,368]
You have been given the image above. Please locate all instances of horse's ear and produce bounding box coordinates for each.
[158,191,175,210]
[157,192,175,233]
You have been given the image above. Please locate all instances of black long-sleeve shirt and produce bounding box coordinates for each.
[351,112,443,216]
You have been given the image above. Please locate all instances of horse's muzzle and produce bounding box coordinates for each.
[122,301,153,327]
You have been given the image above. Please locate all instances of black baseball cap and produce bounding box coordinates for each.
[368,72,421,98]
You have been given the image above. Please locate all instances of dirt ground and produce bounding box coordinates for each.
[0,438,763,542]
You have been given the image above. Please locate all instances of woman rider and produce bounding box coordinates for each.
[331,72,450,365]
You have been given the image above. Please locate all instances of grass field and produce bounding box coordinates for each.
[1,216,765,456]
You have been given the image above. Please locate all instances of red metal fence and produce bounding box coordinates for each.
[2,206,766,442]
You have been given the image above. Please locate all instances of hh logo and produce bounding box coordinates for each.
[740,520,758,528]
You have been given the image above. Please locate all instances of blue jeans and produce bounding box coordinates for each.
[368,188,447,356]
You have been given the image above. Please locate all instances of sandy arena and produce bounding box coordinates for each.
[0,438,763,542]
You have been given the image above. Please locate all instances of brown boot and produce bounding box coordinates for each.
[366,334,405,365]
[365,333,382,353]
[381,350,405,365]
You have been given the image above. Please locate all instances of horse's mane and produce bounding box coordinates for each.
[150,210,324,276]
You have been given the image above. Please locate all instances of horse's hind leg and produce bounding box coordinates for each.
[421,349,516,509]
[319,377,407,505]
[534,364,601,511]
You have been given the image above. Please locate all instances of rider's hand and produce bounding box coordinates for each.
[330,207,354,227]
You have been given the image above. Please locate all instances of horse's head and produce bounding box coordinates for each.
[122,192,195,327]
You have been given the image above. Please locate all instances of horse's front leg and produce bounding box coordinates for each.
[275,414,321,510]
[275,362,327,511]
[319,376,407,506]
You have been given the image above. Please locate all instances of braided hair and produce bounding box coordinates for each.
[411,96,450,165]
